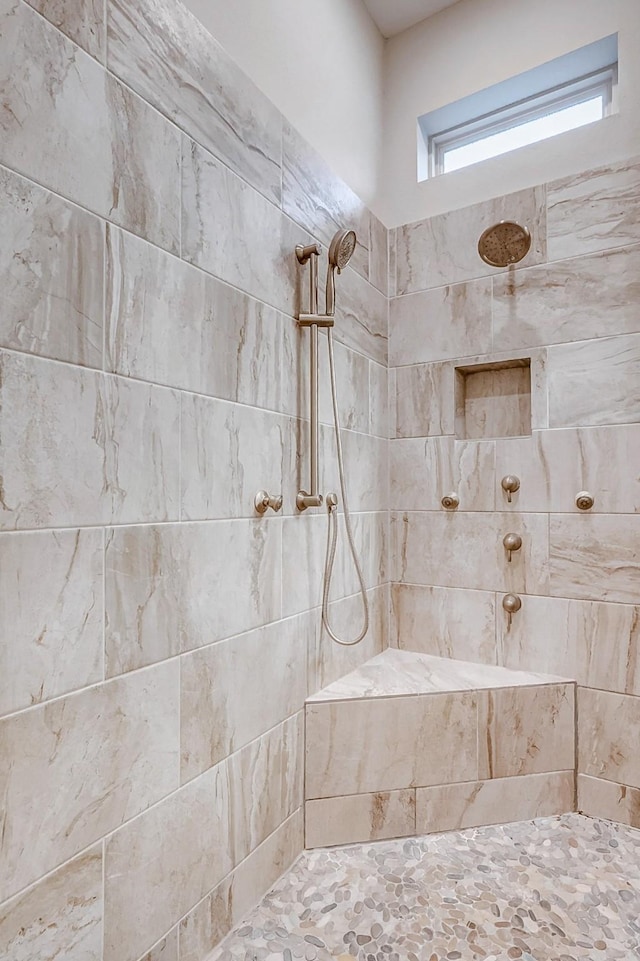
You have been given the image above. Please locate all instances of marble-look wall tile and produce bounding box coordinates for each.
[181,615,309,781]
[390,437,495,512]
[228,714,303,863]
[493,243,640,352]
[391,584,497,664]
[0,167,103,367]
[104,760,233,961]
[0,0,180,251]
[321,428,388,513]
[499,594,640,696]
[415,771,574,835]
[388,228,397,297]
[0,661,179,902]
[0,845,102,961]
[180,394,295,520]
[578,774,640,830]
[139,930,178,961]
[105,520,282,675]
[479,684,575,779]
[106,227,300,415]
[0,352,180,530]
[179,810,303,961]
[331,258,388,365]
[281,513,326,618]
[25,0,105,60]
[107,0,282,203]
[369,213,389,296]
[305,789,416,848]
[394,362,455,438]
[369,359,389,438]
[548,333,640,429]
[392,511,549,595]
[495,425,640,514]
[310,585,388,695]
[389,280,492,366]
[318,336,370,434]
[547,158,640,260]
[181,139,303,318]
[578,687,640,789]
[305,691,479,798]
[456,363,531,440]
[0,529,103,716]
[282,122,370,283]
[550,514,640,604]
[396,187,546,293]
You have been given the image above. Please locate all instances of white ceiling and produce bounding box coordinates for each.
[363,0,462,37]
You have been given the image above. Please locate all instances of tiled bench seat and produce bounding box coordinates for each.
[305,649,576,848]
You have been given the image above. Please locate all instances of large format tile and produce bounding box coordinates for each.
[390,436,495,512]
[105,520,282,675]
[0,529,103,716]
[499,594,640,696]
[396,187,546,293]
[548,333,640,428]
[178,810,303,961]
[0,845,102,961]
[549,514,640,604]
[331,259,388,365]
[0,167,103,367]
[180,615,309,781]
[0,661,179,902]
[495,425,640,514]
[493,244,640,350]
[181,139,302,317]
[104,760,233,961]
[106,227,300,414]
[389,280,492,366]
[140,931,178,961]
[320,427,388,513]
[318,336,370,434]
[0,0,180,251]
[368,358,389,438]
[391,583,497,664]
[547,158,640,260]
[310,585,387,695]
[394,361,455,438]
[578,688,640,789]
[392,510,549,594]
[578,774,640,830]
[25,0,105,59]
[107,0,282,203]
[0,352,180,530]
[305,790,416,848]
[305,691,479,798]
[180,394,295,520]
[369,213,389,296]
[415,772,574,834]
[479,684,575,779]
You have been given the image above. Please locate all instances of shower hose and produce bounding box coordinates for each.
[321,328,370,646]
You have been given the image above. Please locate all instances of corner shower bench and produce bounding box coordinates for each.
[305,649,576,848]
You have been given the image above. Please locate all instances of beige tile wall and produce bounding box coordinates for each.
[0,1,388,959]
[389,155,640,835]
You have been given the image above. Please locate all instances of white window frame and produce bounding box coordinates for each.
[427,63,617,178]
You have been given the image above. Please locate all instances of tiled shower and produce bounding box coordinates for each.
[0,0,639,959]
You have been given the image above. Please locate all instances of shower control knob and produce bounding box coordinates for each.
[576,491,595,511]
[441,492,459,510]
[254,491,283,514]
[503,532,522,562]
[502,592,522,629]
[501,474,520,503]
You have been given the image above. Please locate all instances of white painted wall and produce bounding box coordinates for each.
[381,0,640,226]
[183,0,385,212]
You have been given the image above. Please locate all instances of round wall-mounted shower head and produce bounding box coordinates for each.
[477,221,531,267]
[328,229,357,272]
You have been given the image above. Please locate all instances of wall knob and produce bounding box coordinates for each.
[503,532,522,562]
[441,492,459,510]
[254,490,283,514]
[502,592,522,628]
[576,491,595,511]
[501,474,520,503]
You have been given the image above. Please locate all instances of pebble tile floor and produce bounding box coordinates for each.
[211,814,640,961]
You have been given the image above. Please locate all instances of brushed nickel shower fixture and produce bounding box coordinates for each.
[295,229,369,647]
[576,490,595,511]
[478,221,531,267]
[503,532,522,562]
[502,592,522,629]
[501,474,521,503]
[254,490,283,514]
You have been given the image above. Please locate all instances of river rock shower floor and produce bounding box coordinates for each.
[211,814,640,961]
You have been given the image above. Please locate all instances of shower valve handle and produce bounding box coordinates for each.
[254,490,283,514]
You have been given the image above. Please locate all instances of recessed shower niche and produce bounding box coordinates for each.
[455,358,532,439]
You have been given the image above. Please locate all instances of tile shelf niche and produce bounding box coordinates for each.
[455,357,532,439]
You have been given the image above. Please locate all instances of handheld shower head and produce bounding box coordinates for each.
[326,228,357,315]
